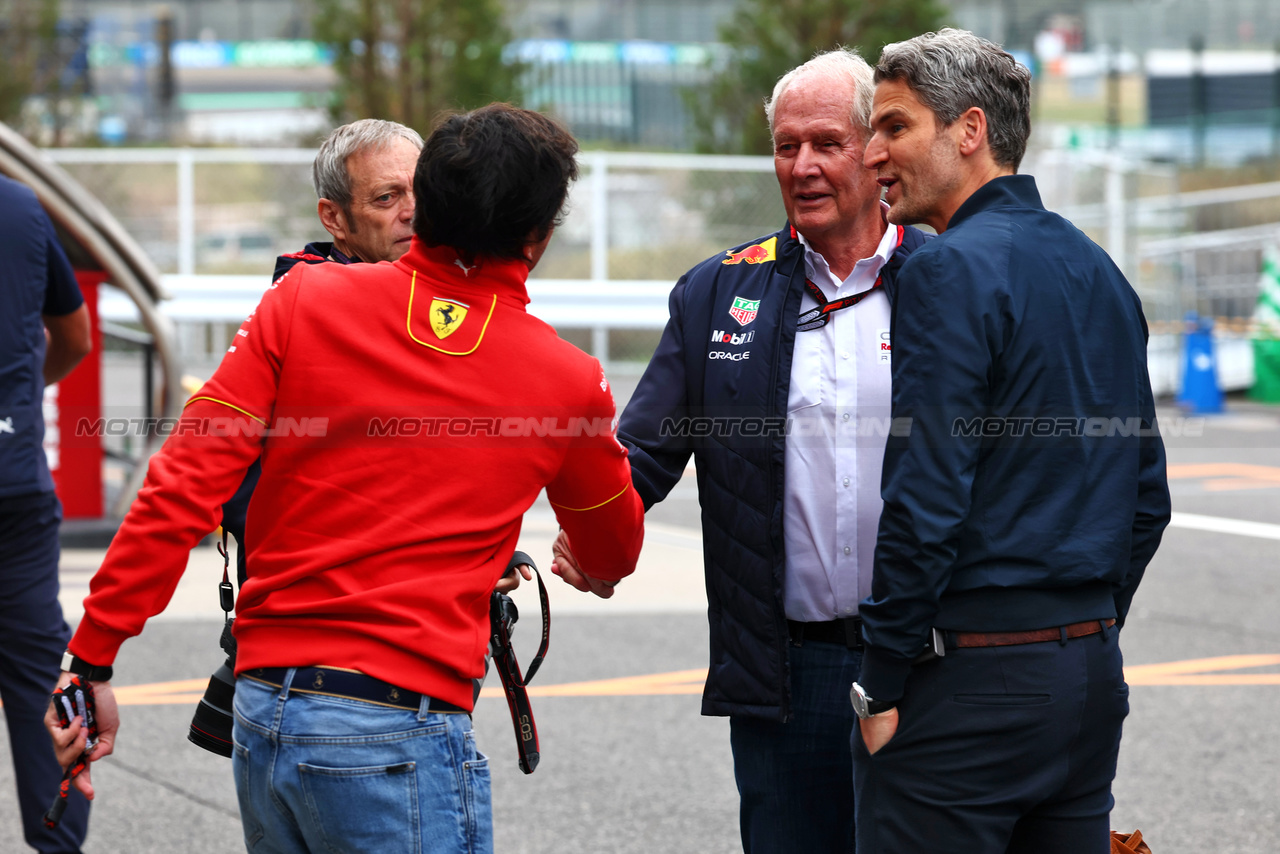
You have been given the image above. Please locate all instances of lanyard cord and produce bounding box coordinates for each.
[797,276,882,331]
[796,223,904,331]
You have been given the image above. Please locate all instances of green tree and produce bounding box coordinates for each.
[689,0,949,154]
[0,0,84,143]
[313,0,521,136]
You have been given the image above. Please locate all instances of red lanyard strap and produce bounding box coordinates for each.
[797,276,882,331]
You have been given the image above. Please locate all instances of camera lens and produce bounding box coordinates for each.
[188,657,236,757]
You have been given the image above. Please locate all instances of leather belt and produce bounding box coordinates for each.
[787,617,864,650]
[243,666,467,714]
[949,619,1116,650]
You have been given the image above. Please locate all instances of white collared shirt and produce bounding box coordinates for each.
[784,211,899,621]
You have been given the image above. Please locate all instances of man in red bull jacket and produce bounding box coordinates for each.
[555,50,927,853]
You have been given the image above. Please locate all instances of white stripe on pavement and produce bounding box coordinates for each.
[1169,512,1280,541]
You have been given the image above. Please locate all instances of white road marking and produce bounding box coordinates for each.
[1169,512,1280,541]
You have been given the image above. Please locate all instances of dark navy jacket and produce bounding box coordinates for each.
[620,221,928,720]
[858,176,1171,702]
[271,240,358,281]
[0,176,83,500]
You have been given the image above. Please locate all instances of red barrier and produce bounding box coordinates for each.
[49,271,105,519]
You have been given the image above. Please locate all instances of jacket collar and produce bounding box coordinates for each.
[947,174,1043,231]
[393,236,531,306]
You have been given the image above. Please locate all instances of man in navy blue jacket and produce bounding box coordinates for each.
[852,29,1171,853]
[1,174,93,853]
[554,50,927,853]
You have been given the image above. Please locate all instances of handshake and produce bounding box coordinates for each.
[548,530,621,599]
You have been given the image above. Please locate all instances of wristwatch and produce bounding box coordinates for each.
[61,651,113,682]
[850,682,896,719]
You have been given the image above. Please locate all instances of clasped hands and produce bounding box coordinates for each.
[548,530,619,599]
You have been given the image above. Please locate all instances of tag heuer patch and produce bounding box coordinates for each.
[729,296,761,327]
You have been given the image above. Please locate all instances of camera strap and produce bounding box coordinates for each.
[490,561,550,774]
[216,530,235,621]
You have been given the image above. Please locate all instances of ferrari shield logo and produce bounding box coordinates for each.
[729,296,760,327]
[429,298,469,339]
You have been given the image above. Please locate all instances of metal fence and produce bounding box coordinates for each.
[43,145,1280,390]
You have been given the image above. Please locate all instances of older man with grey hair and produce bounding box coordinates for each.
[220,119,424,609]
[273,118,424,278]
[552,49,928,853]
[852,28,1169,853]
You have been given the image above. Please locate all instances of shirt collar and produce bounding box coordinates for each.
[796,202,898,291]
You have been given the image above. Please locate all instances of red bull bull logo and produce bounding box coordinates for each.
[722,236,777,266]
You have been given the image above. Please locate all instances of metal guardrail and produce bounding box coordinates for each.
[41,145,1280,395]
[92,273,1241,398]
[98,275,675,328]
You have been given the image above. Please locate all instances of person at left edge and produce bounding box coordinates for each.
[45,104,645,854]
[1,173,93,854]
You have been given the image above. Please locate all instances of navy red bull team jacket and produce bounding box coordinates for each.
[619,221,928,721]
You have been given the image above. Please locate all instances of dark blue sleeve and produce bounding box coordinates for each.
[1114,330,1171,624]
[617,277,693,509]
[858,247,993,702]
[40,214,83,316]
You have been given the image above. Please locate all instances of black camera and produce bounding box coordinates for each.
[188,618,237,757]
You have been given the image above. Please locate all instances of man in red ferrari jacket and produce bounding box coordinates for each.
[47,104,644,854]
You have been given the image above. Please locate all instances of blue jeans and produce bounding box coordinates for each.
[730,639,861,854]
[232,672,492,854]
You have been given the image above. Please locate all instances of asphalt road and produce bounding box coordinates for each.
[2,399,1279,853]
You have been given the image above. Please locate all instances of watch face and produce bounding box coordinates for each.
[849,683,870,718]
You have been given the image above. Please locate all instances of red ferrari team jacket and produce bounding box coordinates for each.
[71,238,645,710]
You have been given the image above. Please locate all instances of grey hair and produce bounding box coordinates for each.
[765,48,875,140]
[875,28,1032,170]
[312,119,425,210]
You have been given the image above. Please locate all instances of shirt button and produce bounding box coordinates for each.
[842,413,850,422]
[841,351,850,360]
[843,546,852,555]
[843,477,851,487]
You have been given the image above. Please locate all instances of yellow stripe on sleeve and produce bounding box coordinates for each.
[184,396,268,425]
[549,482,632,512]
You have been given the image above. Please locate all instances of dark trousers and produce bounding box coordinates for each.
[730,639,861,854]
[853,626,1128,854]
[0,493,89,854]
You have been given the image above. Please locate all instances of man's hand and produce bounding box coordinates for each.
[858,707,899,755]
[550,529,619,599]
[44,672,118,800]
[494,561,533,594]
